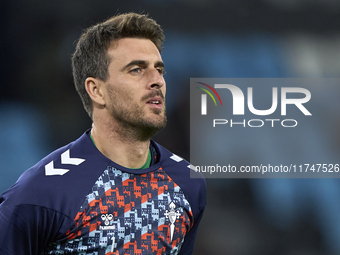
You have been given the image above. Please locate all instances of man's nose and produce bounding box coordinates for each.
[147,68,165,89]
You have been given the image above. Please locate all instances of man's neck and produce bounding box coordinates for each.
[90,123,151,169]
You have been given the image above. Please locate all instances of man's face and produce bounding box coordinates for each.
[103,38,166,136]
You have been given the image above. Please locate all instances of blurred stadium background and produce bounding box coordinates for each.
[1,1,340,254]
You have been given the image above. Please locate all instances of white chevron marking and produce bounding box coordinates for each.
[170,154,183,162]
[45,161,69,176]
[61,149,85,165]
[45,149,85,176]
[188,164,196,170]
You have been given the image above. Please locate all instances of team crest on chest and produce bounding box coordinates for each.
[164,201,181,242]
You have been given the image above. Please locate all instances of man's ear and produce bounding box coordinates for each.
[85,77,106,107]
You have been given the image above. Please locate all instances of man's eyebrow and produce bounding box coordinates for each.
[121,60,147,71]
[121,60,164,71]
[155,61,165,68]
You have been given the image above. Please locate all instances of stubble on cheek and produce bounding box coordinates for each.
[106,84,167,133]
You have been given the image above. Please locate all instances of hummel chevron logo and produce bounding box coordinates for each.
[45,149,85,176]
[170,154,183,163]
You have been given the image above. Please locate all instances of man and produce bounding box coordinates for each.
[0,13,206,255]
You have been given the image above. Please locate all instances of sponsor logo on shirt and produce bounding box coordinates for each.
[99,214,116,230]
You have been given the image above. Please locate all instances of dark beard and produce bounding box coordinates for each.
[108,88,167,141]
[114,111,167,141]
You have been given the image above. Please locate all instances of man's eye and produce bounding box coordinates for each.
[130,68,141,74]
[157,68,166,75]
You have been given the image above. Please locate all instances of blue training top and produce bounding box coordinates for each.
[0,129,206,255]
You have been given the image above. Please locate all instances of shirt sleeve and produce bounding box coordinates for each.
[178,204,206,255]
[0,204,72,255]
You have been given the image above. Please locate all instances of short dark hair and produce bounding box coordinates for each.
[72,13,165,118]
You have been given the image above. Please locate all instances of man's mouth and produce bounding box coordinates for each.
[147,100,161,105]
[146,97,163,110]
[146,96,163,104]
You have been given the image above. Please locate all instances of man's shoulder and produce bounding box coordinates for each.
[152,140,203,176]
[151,140,187,164]
[9,132,89,189]
[0,131,107,216]
[0,136,78,206]
[152,140,206,204]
